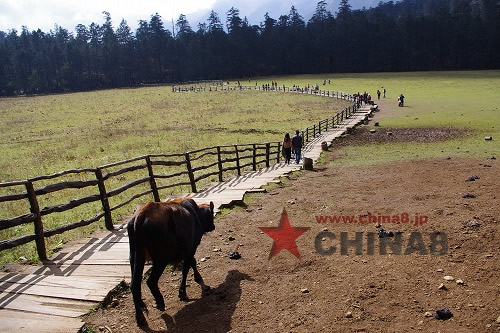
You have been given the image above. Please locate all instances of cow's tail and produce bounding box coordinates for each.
[128,212,148,317]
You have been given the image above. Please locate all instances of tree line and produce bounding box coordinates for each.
[0,0,498,96]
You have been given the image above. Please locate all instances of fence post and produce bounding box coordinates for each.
[252,144,257,171]
[265,143,270,168]
[277,142,281,163]
[185,152,197,193]
[318,122,322,135]
[216,146,223,182]
[95,168,113,230]
[306,128,309,142]
[313,124,316,138]
[145,156,160,202]
[25,181,47,260]
[234,145,241,176]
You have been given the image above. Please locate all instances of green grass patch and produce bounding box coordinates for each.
[0,86,348,266]
[253,71,498,165]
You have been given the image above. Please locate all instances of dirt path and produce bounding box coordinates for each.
[85,145,499,332]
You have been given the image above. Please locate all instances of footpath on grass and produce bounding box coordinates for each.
[0,102,376,333]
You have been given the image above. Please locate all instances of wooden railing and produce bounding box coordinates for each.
[0,84,359,260]
[172,83,356,102]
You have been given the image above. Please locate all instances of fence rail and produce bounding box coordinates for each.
[0,83,359,260]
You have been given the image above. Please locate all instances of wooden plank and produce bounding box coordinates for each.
[0,274,120,302]
[0,293,95,317]
[0,309,84,333]
[15,264,132,279]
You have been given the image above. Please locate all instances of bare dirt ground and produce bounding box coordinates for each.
[84,143,499,332]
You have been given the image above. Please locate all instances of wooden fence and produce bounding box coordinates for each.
[0,84,358,260]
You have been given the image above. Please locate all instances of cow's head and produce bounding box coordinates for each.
[199,201,215,233]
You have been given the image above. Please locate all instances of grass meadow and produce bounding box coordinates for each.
[258,71,499,165]
[1,70,498,265]
[0,86,349,265]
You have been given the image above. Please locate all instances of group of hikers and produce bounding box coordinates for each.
[260,81,283,91]
[282,130,303,165]
[355,91,373,105]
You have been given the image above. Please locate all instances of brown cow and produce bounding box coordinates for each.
[127,198,215,326]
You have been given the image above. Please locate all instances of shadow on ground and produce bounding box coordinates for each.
[141,270,252,333]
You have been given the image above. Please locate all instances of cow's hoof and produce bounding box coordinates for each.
[202,287,212,297]
[178,289,188,301]
[136,312,147,327]
[155,301,165,311]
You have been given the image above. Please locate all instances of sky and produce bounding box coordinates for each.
[0,0,380,34]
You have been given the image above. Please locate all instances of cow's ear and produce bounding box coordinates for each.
[209,201,214,212]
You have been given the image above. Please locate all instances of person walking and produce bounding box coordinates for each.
[377,89,381,100]
[282,133,292,165]
[383,88,386,98]
[291,130,303,164]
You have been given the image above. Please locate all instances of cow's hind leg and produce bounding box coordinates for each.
[146,260,167,311]
[190,258,211,296]
[128,221,148,326]
[178,258,192,300]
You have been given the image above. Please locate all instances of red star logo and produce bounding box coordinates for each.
[259,208,310,259]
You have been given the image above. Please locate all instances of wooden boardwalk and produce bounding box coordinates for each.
[0,105,375,332]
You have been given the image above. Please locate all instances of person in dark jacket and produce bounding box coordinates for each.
[291,130,303,164]
[282,133,292,164]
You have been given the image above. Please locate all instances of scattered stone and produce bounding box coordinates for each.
[443,276,455,281]
[438,283,448,290]
[434,308,453,320]
[424,312,433,317]
[486,324,492,328]
[369,129,377,133]
[492,156,496,160]
[462,193,476,198]
[378,228,394,238]
[375,223,381,228]
[228,251,241,260]
[257,207,262,210]
[463,219,481,228]
[456,279,464,285]
[18,256,28,264]
[200,257,207,262]
[322,227,328,232]
[466,175,480,182]
[322,237,327,241]
[496,315,500,323]
[110,298,119,307]
[446,157,451,160]
[369,282,376,288]
[245,208,253,212]
[345,311,353,318]
[418,320,424,325]
[228,236,236,241]
[287,199,296,205]
[301,288,310,294]
[387,131,393,136]
[484,136,493,141]
[212,248,221,252]
[374,122,380,127]
[436,268,444,272]
[485,254,493,258]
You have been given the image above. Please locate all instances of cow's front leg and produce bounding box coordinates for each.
[178,258,191,300]
[190,258,211,296]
